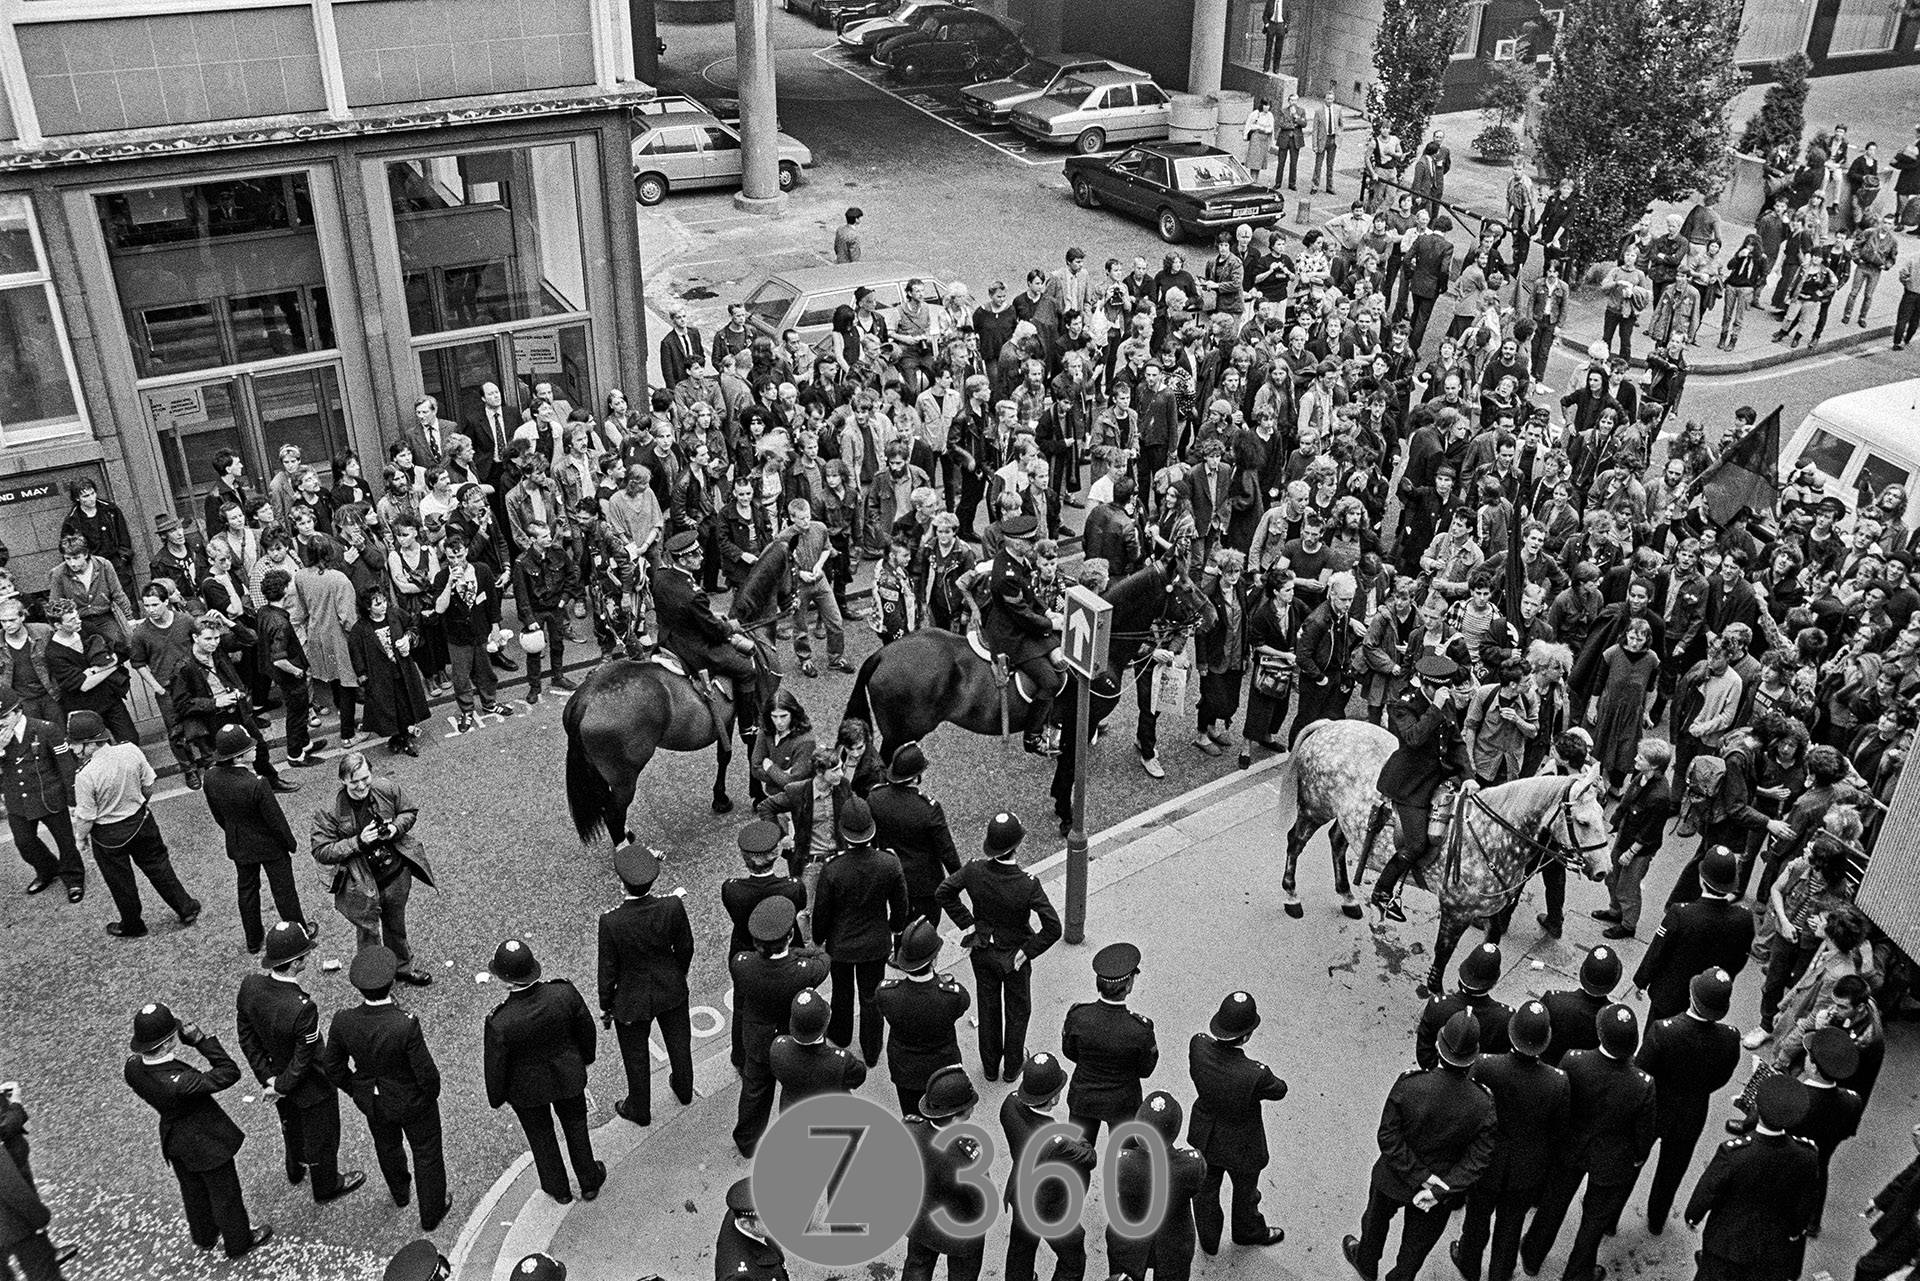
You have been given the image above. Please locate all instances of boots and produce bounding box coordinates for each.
[1370,852,1412,921]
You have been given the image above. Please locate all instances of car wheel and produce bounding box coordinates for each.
[1071,176,1099,209]
[635,173,668,207]
[778,161,800,192]
[1073,127,1106,156]
[1156,207,1184,243]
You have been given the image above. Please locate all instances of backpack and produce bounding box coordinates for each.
[1674,752,1729,838]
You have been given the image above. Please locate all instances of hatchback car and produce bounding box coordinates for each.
[1064,142,1284,243]
[785,0,896,29]
[741,262,948,343]
[959,53,1139,125]
[630,108,813,206]
[873,11,1023,80]
[837,0,967,53]
[1011,69,1171,153]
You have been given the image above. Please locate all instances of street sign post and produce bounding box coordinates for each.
[1062,587,1111,944]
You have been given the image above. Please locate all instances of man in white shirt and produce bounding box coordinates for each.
[69,709,200,938]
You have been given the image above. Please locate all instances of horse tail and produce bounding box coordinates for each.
[844,648,882,733]
[563,687,614,845]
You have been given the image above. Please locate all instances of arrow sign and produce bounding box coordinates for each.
[1062,584,1112,680]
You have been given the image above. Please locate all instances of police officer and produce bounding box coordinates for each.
[937,811,1062,1082]
[1540,945,1622,1067]
[904,1065,988,1281]
[1343,1011,1497,1281]
[1062,942,1157,1145]
[1518,1004,1656,1281]
[1684,1076,1822,1281]
[722,821,806,1071]
[999,1052,1094,1281]
[1369,655,1477,919]
[1107,1092,1206,1281]
[597,844,695,1127]
[811,797,908,1066]
[653,530,760,730]
[867,742,961,928]
[715,1177,789,1281]
[1414,942,1513,1071]
[235,920,365,1202]
[1454,1001,1568,1281]
[482,939,604,1204]
[1631,968,1738,1235]
[383,1239,451,1281]
[875,919,970,1118]
[730,897,827,1156]
[1630,848,1754,1020]
[0,687,84,901]
[1188,991,1288,1252]
[770,989,866,1109]
[979,514,1065,755]
[324,945,450,1231]
[1793,1027,1864,1238]
[506,1254,568,1281]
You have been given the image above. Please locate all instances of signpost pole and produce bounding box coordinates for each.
[1065,670,1091,944]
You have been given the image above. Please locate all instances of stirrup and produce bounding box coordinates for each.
[1371,893,1406,923]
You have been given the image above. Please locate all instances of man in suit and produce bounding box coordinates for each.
[0,689,83,901]
[1454,1001,1569,1281]
[596,844,695,1127]
[324,945,449,1231]
[236,921,366,1203]
[1407,214,1457,352]
[402,396,456,471]
[938,812,1061,1083]
[1632,969,1739,1236]
[1415,943,1513,1071]
[1593,739,1675,940]
[482,938,603,1204]
[1188,992,1289,1253]
[721,821,807,1070]
[1540,945,1622,1068]
[123,1002,272,1258]
[201,724,311,954]
[868,743,961,928]
[770,989,866,1109]
[733,897,829,1154]
[1631,847,1754,1019]
[812,798,909,1067]
[1000,1052,1096,1281]
[1062,942,1158,1145]
[311,752,435,986]
[1684,1076,1821,1281]
[463,382,515,488]
[1310,80,1344,194]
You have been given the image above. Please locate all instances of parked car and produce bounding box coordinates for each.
[630,107,813,206]
[1010,69,1171,154]
[785,0,897,29]
[1064,141,1284,243]
[837,0,968,53]
[959,52,1140,125]
[741,262,948,343]
[873,11,1023,80]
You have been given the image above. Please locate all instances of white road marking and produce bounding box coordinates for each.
[807,46,1062,169]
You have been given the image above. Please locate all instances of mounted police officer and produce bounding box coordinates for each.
[979,514,1065,756]
[652,530,761,736]
[1369,654,1478,921]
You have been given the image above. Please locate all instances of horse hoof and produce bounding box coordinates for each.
[1415,983,1434,999]
[1341,903,1364,920]
[712,795,734,815]
[1283,902,1304,919]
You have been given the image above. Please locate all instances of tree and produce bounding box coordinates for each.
[1735,52,1812,158]
[1535,0,1746,271]
[1473,61,1537,160]
[1371,0,1475,155]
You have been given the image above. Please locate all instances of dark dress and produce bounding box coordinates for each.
[1591,644,1657,775]
[348,615,432,740]
[1242,593,1306,743]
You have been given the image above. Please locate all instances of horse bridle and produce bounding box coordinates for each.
[1106,571,1208,680]
[1462,786,1609,903]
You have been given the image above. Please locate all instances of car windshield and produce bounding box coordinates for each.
[1042,77,1096,106]
[1008,59,1060,87]
[1173,154,1255,192]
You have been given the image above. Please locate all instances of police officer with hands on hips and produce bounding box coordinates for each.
[1415,942,1512,1071]
[999,1051,1096,1281]
[722,821,806,1071]
[1062,941,1157,1145]
[1188,990,1288,1252]
[730,896,828,1156]
[716,1177,788,1281]
[597,843,695,1127]
[1684,1075,1822,1281]
[1630,967,1739,1237]
[324,944,451,1231]
[1452,999,1568,1281]
[937,810,1062,1083]
[770,988,866,1108]
[904,1065,988,1281]
[1107,1091,1207,1281]
[482,938,604,1205]
[875,918,970,1118]
[1369,654,1478,920]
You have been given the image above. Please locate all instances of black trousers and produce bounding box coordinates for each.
[1005,1217,1086,1281]
[1291,678,1350,745]
[1,1229,63,1281]
[616,1005,694,1120]
[364,1102,447,1226]
[735,1025,778,1153]
[829,958,887,1065]
[513,1094,598,1200]
[276,1092,344,1197]
[908,894,948,930]
[327,680,359,741]
[175,1157,254,1256]
[279,677,313,759]
[1894,289,1920,347]
[1641,1112,1708,1230]
[1408,294,1439,352]
[523,609,570,695]
[903,1236,985,1281]
[1134,662,1160,760]
[970,949,1033,1079]
[9,810,84,889]
[1456,1174,1541,1281]
[1522,1166,1631,1281]
[235,856,307,953]
[91,812,196,929]
[1196,1163,1271,1251]
[1354,1183,1452,1281]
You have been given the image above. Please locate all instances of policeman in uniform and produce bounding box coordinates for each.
[722,821,806,1071]
[875,919,971,1118]
[1540,945,1622,1067]
[1188,991,1289,1252]
[507,1255,568,1281]
[811,797,908,1066]
[904,1065,987,1281]
[730,897,827,1156]
[597,844,695,1126]
[652,529,761,733]
[715,1177,789,1281]
[1454,1000,1568,1281]
[1061,942,1158,1145]
[1343,1010,1496,1281]
[1414,942,1513,1071]
[235,920,365,1202]
[979,514,1065,755]
[937,811,1062,1082]
[770,989,866,1109]
[867,742,962,928]
[482,939,604,1204]
[1631,968,1738,1235]
[1630,848,1754,1020]
[1794,1027,1864,1237]
[1000,1052,1095,1281]
[1,687,84,900]
[1684,1075,1822,1281]
[1107,1091,1207,1281]
[1518,1003,1656,1281]
[1369,655,1477,920]
[383,1239,452,1281]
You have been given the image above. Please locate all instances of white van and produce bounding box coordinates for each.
[1782,378,1920,535]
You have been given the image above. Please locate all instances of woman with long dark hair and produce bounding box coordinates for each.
[349,587,432,756]
[1240,566,1307,766]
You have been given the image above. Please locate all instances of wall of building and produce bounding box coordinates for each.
[1059,0,1194,90]
[333,0,598,106]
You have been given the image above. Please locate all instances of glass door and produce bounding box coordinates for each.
[254,366,348,475]
[418,337,508,437]
[145,363,349,523]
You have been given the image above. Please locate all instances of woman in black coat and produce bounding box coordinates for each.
[349,588,432,757]
[1240,567,1308,764]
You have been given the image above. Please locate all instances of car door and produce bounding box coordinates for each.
[637,126,702,185]
[1100,149,1151,214]
[1129,151,1172,217]
[1132,82,1171,141]
[1098,83,1136,142]
[697,124,743,185]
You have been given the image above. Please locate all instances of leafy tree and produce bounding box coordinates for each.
[1536,0,1745,270]
[1371,0,1475,153]
[1736,52,1812,158]
[1474,60,1537,158]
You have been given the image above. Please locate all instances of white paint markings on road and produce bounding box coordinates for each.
[807,45,1064,169]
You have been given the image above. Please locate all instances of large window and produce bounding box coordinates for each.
[1453,1,1488,59]
[0,195,89,449]
[388,143,589,337]
[1827,0,1900,54]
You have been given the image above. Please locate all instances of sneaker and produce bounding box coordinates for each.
[801,660,819,678]
[482,702,515,717]
[456,713,477,734]
[1140,753,1165,779]
[828,656,855,673]
[1742,1027,1771,1050]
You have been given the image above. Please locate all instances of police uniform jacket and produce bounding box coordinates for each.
[124,1035,247,1173]
[1378,690,1471,808]
[483,979,597,1110]
[1631,897,1755,1019]
[867,781,962,904]
[1416,992,1513,1071]
[0,716,74,820]
[1000,1094,1096,1214]
[730,949,829,1039]
[1187,1034,1288,1172]
[1793,1081,1863,1164]
[324,1000,441,1123]
[1867,1155,1920,1260]
[981,550,1055,666]
[722,873,807,956]
[1369,1065,1497,1205]
[936,857,1062,961]
[1469,1053,1570,1190]
[1539,988,1608,1067]
[811,846,909,964]
[1559,1049,1657,1184]
[1684,1131,1821,1265]
[715,1216,789,1281]
[876,973,969,1088]
[907,1116,988,1254]
[236,974,333,1109]
[770,1036,866,1109]
[203,762,298,864]
[650,563,739,674]
[597,892,694,1023]
[1062,1001,1158,1120]
[1106,1135,1206,1279]
[1633,1013,1739,1135]
[0,1137,50,1253]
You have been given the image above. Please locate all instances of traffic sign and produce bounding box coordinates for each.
[1062,585,1112,680]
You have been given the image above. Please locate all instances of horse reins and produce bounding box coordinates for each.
[1449,785,1607,904]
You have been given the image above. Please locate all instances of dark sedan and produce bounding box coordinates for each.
[873,12,1023,80]
[1065,141,1284,243]
[836,0,968,53]
[785,0,896,30]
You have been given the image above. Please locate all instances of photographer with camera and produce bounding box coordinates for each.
[311,752,436,987]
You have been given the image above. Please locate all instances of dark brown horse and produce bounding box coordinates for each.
[562,542,789,845]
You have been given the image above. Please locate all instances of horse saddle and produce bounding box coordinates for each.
[967,629,995,665]
[649,652,689,678]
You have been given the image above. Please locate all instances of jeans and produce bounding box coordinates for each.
[277,676,313,759]
[446,640,498,712]
[522,608,568,695]
[792,576,846,661]
[1845,266,1883,319]
[1896,290,1920,346]
[336,866,417,972]
[1605,852,1651,931]
[1719,285,1755,341]
[236,856,307,952]
[1602,309,1637,360]
[1529,320,1558,380]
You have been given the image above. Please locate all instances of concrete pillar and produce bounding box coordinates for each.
[1026,0,1064,55]
[629,0,660,83]
[733,0,787,213]
[1187,0,1228,94]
